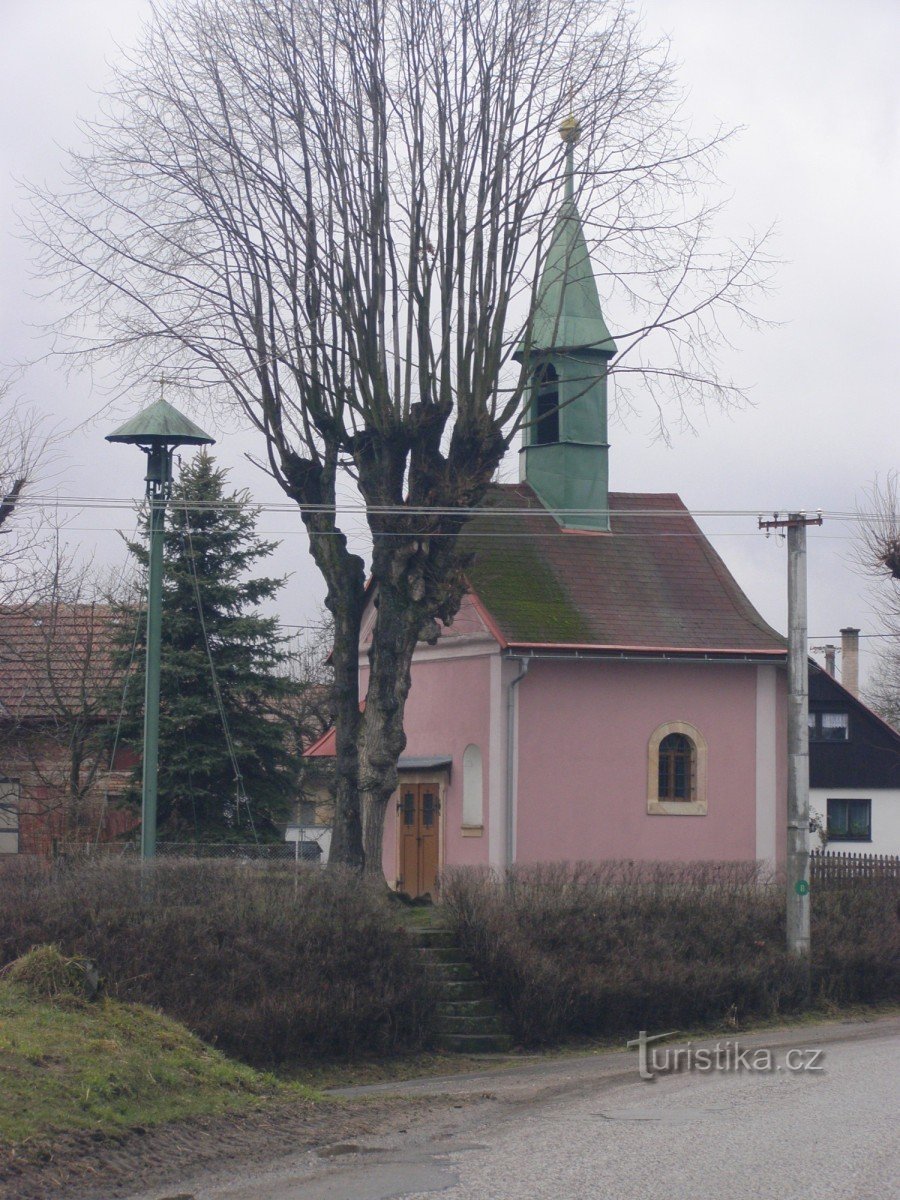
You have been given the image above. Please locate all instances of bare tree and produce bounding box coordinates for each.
[280,609,336,747]
[0,377,29,531]
[857,473,900,729]
[278,610,337,823]
[865,649,900,732]
[857,473,900,591]
[30,0,773,870]
[0,374,54,602]
[0,546,136,849]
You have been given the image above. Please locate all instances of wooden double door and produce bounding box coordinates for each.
[398,782,440,899]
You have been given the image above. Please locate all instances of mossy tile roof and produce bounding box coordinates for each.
[461,485,786,655]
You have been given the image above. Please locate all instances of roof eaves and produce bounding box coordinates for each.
[462,582,509,650]
[505,641,787,658]
[303,725,336,757]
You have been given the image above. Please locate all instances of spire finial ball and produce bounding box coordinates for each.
[559,115,581,144]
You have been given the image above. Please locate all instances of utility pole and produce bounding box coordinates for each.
[759,511,823,963]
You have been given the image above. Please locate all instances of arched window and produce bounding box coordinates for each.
[658,733,693,801]
[647,722,708,816]
[461,744,484,833]
[532,363,559,445]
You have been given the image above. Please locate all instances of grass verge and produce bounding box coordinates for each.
[0,977,314,1154]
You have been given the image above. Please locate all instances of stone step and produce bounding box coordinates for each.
[417,945,470,965]
[404,927,457,949]
[437,1032,514,1054]
[405,920,510,1054]
[424,960,478,982]
[440,979,486,1002]
[436,997,498,1018]
[437,1012,506,1035]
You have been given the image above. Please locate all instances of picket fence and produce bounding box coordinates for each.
[809,849,899,882]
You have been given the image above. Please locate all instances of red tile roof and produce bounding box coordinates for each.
[461,486,786,655]
[304,701,365,758]
[305,724,337,758]
[0,604,128,721]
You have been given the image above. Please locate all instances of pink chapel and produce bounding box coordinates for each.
[310,120,788,896]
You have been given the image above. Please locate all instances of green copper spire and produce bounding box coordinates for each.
[525,117,617,356]
[517,115,617,532]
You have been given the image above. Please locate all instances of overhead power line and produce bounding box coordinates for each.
[59,524,863,542]
[809,632,898,641]
[11,494,875,521]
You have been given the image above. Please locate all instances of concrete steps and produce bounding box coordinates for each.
[403,920,513,1054]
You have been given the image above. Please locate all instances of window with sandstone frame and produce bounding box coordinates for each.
[647,722,708,816]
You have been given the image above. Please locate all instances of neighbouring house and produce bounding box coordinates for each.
[308,124,791,896]
[286,751,338,859]
[0,601,326,858]
[283,685,337,861]
[0,603,138,856]
[284,799,333,862]
[807,630,900,855]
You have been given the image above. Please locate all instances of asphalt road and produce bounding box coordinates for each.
[132,1016,899,1200]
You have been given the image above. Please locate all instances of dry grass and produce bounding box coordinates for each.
[0,859,437,1065]
[0,959,292,1150]
[441,861,900,1045]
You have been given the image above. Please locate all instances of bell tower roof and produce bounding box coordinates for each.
[517,115,617,532]
[528,200,617,355]
[521,116,617,358]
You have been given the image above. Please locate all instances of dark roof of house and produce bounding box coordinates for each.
[0,604,127,721]
[460,485,786,656]
[809,668,900,789]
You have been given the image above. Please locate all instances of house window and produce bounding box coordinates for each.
[0,779,20,855]
[462,744,484,834]
[647,722,708,816]
[827,798,871,842]
[402,791,415,826]
[422,791,436,828]
[532,363,559,445]
[658,734,693,801]
[808,712,849,742]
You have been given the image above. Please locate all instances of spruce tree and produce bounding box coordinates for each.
[118,452,298,839]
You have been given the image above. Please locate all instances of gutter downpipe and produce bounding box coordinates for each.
[505,657,530,870]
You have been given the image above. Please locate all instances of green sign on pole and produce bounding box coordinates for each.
[795,879,810,896]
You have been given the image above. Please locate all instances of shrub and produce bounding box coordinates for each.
[441,861,899,1046]
[0,945,97,1001]
[0,859,436,1064]
[811,880,900,1005]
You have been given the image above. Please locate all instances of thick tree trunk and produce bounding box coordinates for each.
[285,451,368,871]
[357,539,444,876]
[327,598,366,871]
[358,652,420,873]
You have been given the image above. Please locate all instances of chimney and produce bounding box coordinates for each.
[840,628,860,696]
[823,645,837,678]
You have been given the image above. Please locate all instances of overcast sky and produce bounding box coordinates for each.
[1,0,897,684]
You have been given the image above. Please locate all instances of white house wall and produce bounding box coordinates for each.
[809,788,900,857]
